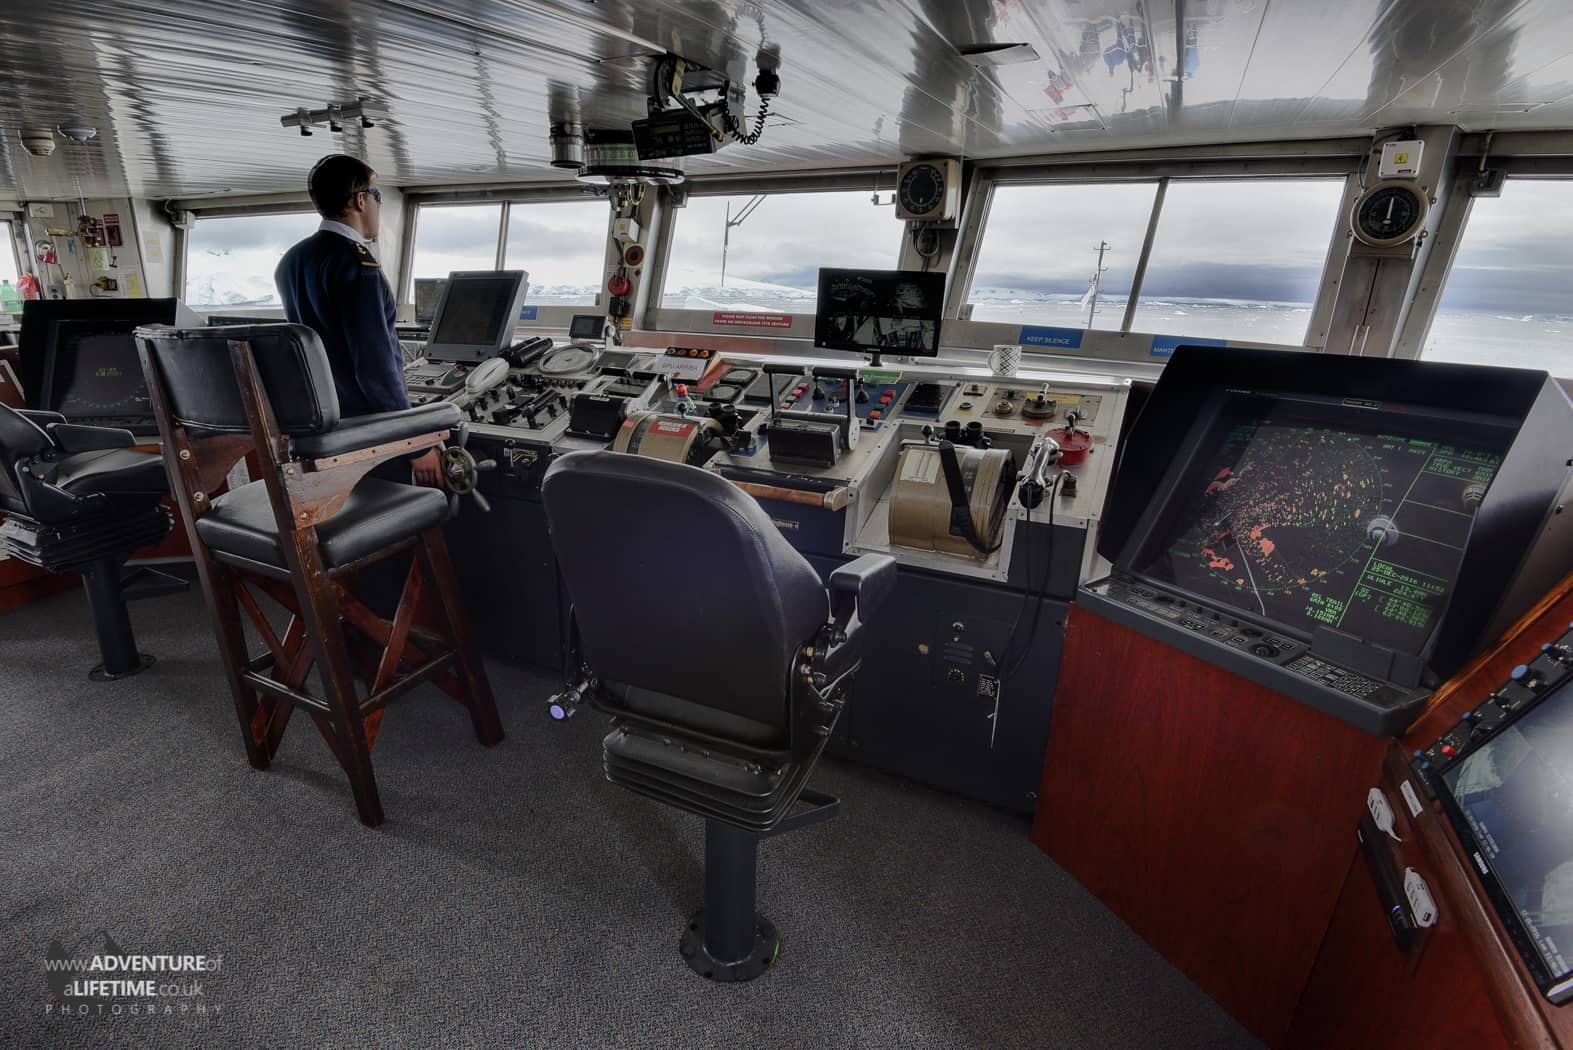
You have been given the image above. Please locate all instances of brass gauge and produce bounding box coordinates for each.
[1351,180,1430,249]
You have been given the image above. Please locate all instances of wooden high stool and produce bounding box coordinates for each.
[135,322,503,827]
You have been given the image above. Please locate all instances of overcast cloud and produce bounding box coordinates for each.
[666,191,901,293]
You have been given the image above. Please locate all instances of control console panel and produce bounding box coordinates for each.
[1079,572,1430,734]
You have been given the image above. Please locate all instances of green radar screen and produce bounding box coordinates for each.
[1142,416,1503,655]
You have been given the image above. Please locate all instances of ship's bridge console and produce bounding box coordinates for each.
[399,268,1131,812]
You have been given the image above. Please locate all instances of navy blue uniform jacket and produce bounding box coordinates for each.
[275,230,409,418]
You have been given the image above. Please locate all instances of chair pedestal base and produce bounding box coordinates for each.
[89,654,155,681]
[681,910,779,982]
[679,819,780,982]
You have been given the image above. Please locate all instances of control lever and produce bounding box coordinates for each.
[439,421,496,514]
[547,678,589,720]
[1018,436,1062,510]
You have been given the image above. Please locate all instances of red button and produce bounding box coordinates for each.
[1441,744,1456,756]
[781,401,793,410]
[870,410,882,420]
[880,392,894,403]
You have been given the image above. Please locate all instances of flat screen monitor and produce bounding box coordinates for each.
[424,270,530,363]
[413,278,446,325]
[1129,389,1513,657]
[568,313,603,341]
[814,268,944,358]
[1436,677,1573,1003]
[19,298,195,411]
[41,320,154,424]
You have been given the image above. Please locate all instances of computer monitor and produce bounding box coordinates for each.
[814,268,944,362]
[424,271,530,363]
[1435,674,1573,1003]
[41,320,156,425]
[1097,346,1573,688]
[19,298,199,433]
[568,313,604,342]
[413,278,446,325]
[1126,386,1514,659]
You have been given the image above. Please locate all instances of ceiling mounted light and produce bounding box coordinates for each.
[280,97,389,136]
[58,125,98,143]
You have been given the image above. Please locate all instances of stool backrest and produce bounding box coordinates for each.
[133,323,339,436]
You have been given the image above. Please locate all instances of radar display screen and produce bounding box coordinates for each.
[1438,678,1573,997]
[1135,394,1507,656]
[47,321,152,421]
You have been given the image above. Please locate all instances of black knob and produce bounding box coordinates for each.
[855,386,870,404]
[813,384,826,401]
[964,420,984,446]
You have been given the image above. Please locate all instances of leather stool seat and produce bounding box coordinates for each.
[196,478,450,570]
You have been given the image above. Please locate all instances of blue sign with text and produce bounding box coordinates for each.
[1150,335,1226,359]
[1018,325,1084,349]
[519,305,538,321]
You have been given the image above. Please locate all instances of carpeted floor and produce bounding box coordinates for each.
[0,585,1263,1050]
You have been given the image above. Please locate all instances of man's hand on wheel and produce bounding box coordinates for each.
[411,448,444,487]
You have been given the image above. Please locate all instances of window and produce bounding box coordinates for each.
[184,211,322,308]
[1425,180,1573,374]
[410,204,503,281]
[1129,179,1343,345]
[503,200,608,305]
[967,177,1344,345]
[661,190,900,312]
[0,221,20,290]
[969,183,1160,330]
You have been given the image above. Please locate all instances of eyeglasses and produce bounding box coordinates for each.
[362,186,382,204]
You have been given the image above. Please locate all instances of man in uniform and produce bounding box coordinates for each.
[275,154,440,484]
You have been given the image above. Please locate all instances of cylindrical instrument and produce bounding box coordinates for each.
[612,410,721,466]
[889,443,1017,559]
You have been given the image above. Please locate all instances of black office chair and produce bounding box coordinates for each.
[541,450,895,981]
[0,405,182,678]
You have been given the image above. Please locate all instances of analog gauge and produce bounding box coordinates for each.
[1351,180,1429,248]
[898,163,947,216]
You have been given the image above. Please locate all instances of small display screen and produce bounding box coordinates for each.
[413,278,446,323]
[48,321,152,421]
[1441,681,1573,987]
[1134,392,1507,655]
[815,268,944,358]
[430,275,518,352]
[569,314,603,341]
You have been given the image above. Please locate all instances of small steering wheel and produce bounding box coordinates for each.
[439,422,496,514]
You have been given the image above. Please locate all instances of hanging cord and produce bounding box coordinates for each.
[722,92,770,145]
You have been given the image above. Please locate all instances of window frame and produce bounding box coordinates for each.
[948,154,1364,361]
[643,170,900,341]
[400,187,613,330]
[178,200,321,314]
[0,215,26,290]
[1395,168,1573,371]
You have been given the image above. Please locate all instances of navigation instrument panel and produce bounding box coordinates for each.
[1431,661,1573,1004]
[1135,395,1507,657]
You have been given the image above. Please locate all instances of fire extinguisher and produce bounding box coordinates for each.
[17,272,40,300]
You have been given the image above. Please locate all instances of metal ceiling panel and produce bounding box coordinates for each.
[0,0,1572,203]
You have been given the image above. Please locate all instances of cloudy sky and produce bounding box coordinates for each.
[665,190,902,294]
[972,178,1346,310]
[1436,179,1573,316]
[410,200,608,302]
[185,211,321,306]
